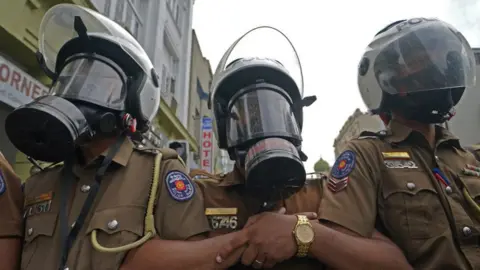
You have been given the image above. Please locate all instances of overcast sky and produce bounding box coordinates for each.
[192,0,480,171]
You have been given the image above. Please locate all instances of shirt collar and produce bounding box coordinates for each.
[218,166,245,187]
[385,119,462,149]
[74,138,134,173]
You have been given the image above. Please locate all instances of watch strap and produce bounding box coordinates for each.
[295,215,312,257]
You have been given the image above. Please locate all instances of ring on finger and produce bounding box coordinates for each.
[253,259,264,268]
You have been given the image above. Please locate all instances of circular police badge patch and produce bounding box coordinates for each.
[0,170,6,196]
[331,150,356,179]
[165,170,195,201]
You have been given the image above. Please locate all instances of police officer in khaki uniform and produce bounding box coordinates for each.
[319,18,480,269]
[198,26,411,270]
[0,152,23,270]
[4,5,216,270]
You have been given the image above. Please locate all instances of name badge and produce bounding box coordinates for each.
[24,191,53,217]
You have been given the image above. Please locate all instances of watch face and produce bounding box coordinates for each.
[296,224,314,243]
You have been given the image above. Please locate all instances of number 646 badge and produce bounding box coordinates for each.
[205,208,238,230]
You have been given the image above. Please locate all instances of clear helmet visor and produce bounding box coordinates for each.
[227,89,301,148]
[39,3,146,74]
[50,58,126,111]
[213,26,304,96]
[365,20,475,95]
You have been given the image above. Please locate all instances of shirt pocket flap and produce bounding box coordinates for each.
[382,171,437,199]
[459,175,480,201]
[24,212,58,243]
[86,207,145,236]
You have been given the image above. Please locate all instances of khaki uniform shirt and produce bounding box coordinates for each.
[195,167,325,270]
[21,139,210,270]
[320,120,480,270]
[0,152,23,238]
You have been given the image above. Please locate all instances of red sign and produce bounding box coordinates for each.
[201,117,213,173]
[0,56,48,108]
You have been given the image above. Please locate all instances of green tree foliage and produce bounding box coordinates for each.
[314,157,330,172]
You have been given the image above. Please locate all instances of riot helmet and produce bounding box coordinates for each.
[358,18,476,124]
[209,26,316,204]
[5,4,160,162]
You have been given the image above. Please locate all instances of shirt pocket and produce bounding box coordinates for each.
[85,206,146,270]
[381,171,449,240]
[460,175,480,205]
[21,212,58,270]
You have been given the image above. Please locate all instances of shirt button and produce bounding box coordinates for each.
[445,186,453,194]
[462,226,472,237]
[406,182,416,190]
[80,185,91,193]
[27,228,33,236]
[107,219,119,230]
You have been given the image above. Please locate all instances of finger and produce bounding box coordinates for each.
[245,212,266,228]
[263,257,277,269]
[252,252,267,269]
[216,230,249,263]
[241,244,259,266]
[296,212,318,220]
[216,245,247,269]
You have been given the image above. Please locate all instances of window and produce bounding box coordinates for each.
[475,52,480,65]
[114,0,125,22]
[194,108,201,140]
[132,20,140,38]
[169,77,176,94]
[125,5,133,28]
[161,65,167,93]
[171,97,178,113]
[104,0,111,16]
[174,5,179,22]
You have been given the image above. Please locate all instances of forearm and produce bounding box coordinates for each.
[0,238,21,270]
[121,233,242,270]
[309,223,412,270]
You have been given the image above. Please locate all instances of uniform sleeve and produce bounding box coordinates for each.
[319,141,380,237]
[155,158,211,240]
[0,156,23,238]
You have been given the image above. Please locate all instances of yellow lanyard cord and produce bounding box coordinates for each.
[91,152,162,252]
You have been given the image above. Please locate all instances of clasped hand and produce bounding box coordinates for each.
[216,207,318,269]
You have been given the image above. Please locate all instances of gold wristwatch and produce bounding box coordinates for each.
[293,214,314,257]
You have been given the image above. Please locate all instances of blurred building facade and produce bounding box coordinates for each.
[188,29,234,174]
[333,108,385,158]
[445,48,480,146]
[91,0,200,168]
[0,0,97,180]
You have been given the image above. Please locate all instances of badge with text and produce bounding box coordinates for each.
[205,208,238,230]
[24,191,53,217]
[327,176,349,193]
[165,170,195,201]
[0,170,6,196]
[331,150,356,179]
[382,151,418,169]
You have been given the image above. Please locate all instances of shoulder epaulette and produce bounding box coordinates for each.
[306,172,327,181]
[132,144,160,154]
[190,169,225,181]
[133,145,182,160]
[357,130,388,140]
[465,145,480,161]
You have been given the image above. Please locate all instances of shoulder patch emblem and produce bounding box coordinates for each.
[0,170,5,195]
[165,170,195,201]
[331,150,356,179]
